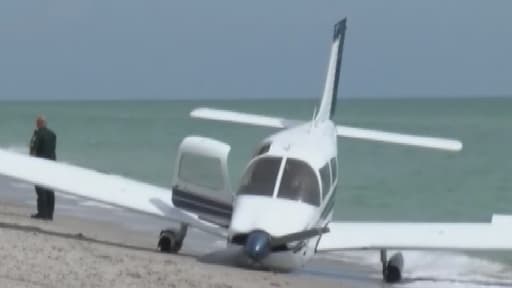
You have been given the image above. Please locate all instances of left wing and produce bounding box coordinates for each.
[317,215,512,252]
[0,149,226,237]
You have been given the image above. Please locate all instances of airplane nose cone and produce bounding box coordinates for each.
[244,231,271,261]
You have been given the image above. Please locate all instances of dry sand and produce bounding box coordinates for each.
[0,201,345,288]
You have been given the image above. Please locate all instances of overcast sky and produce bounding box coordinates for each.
[0,1,511,100]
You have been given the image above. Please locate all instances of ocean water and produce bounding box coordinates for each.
[1,98,512,285]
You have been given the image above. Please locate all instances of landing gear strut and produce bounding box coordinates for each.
[380,249,404,283]
[158,223,188,253]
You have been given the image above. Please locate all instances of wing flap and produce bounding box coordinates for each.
[0,149,226,237]
[318,218,512,252]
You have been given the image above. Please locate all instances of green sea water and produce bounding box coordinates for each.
[0,98,511,225]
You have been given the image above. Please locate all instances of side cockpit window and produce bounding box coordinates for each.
[277,159,320,206]
[319,163,331,199]
[330,157,338,184]
[238,157,282,196]
[178,152,224,190]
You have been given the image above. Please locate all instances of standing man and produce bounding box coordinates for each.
[29,115,57,220]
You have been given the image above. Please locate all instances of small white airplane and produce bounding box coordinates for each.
[0,18,511,283]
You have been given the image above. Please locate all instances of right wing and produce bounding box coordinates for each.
[0,149,227,237]
[317,215,512,252]
[190,107,302,129]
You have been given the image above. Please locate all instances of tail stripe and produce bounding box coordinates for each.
[317,18,347,122]
[330,19,347,118]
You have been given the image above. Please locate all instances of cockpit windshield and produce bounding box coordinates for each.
[238,156,321,206]
[277,159,320,206]
[238,157,282,196]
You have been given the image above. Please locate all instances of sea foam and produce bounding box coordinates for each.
[319,250,512,287]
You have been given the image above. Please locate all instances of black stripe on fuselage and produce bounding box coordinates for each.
[320,189,337,221]
[172,186,233,226]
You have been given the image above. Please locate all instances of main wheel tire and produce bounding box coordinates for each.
[383,252,404,283]
[158,231,183,253]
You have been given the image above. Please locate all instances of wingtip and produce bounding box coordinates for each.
[454,141,463,152]
[433,139,463,152]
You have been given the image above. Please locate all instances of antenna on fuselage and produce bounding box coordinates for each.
[310,107,318,130]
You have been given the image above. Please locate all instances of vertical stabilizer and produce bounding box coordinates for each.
[316,18,347,122]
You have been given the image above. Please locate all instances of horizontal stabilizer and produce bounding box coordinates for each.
[318,216,512,252]
[336,125,463,151]
[191,108,302,129]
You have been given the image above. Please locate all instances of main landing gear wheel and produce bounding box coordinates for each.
[380,249,404,283]
[158,223,188,253]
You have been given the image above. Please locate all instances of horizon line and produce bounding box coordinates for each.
[0,94,511,102]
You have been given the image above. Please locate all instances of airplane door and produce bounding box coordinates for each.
[172,136,233,227]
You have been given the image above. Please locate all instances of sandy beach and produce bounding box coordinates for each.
[0,199,348,288]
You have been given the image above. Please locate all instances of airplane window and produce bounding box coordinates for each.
[277,159,320,206]
[238,157,282,196]
[330,157,337,183]
[319,163,331,199]
[178,152,224,190]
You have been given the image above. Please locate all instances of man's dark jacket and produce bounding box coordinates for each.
[30,127,57,160]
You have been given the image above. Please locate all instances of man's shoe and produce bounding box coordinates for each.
[30,213,44,219]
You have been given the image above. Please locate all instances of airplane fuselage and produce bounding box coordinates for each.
[228,120,339,270]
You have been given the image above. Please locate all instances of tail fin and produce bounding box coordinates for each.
[316,18,347,122]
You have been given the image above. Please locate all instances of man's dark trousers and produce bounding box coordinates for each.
[47,188,55,219]
[35,186,44,215]
[35,186,54,219]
